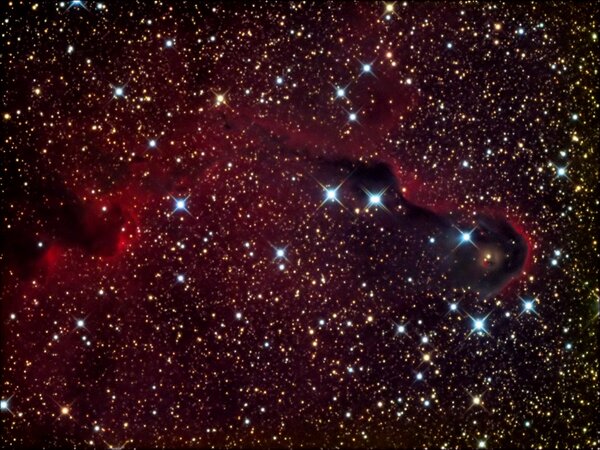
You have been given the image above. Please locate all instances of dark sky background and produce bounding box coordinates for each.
[1,2,598,449]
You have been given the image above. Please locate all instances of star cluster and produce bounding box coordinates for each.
[1,2,598,449]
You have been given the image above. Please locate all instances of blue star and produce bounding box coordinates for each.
[0,396,14,415]
[67,0,87,10]
[172,195,191,215]
[113,86,124,98]
[454,226,478,249]
[468,312,491,336]
[325,188,338,202]
[364,188,388,209]
[519,296,539,316]
[358,60,376,77]
[271,244,289,262]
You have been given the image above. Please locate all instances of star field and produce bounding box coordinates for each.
[1,2,598,449]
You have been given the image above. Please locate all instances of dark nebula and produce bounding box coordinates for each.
[336,161,529,297]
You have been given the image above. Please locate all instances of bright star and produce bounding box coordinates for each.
[76,319,85,328]
[113,86,124,97]
[362,64,371,73]
[325,188,337,201]
[349,112,357,121]
[519,296,539,316]
[468,312,491,336]
[0,395,13,415]
[176,274,185,283]
[364,188,388,209]
[450,303,458,312]
[524,301,533,311]
[148,139,157,148]
[271,244,289,262]
[336,88,345,98]
[165,39,174,48]
[276,76,284,85]
[67,0,87,9]
[454,226,478,249]
[552,162,570,180]
[171,195,191,215]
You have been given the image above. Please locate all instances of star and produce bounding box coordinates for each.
[556,166,568,178]
[66,0,88,10]
[325,188,337,201]
[171,195,191,215]
[519,296,539,316]
[467,311,492,337]
[454,226,478,249]
[113,86,125,98]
